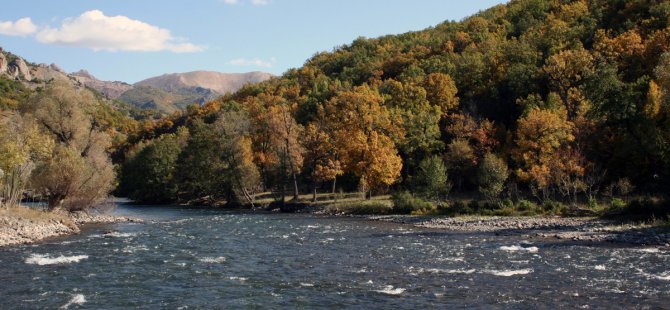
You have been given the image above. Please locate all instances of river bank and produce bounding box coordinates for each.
[0,206,142,247]
[368,215,670,246]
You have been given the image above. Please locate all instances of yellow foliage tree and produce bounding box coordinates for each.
[513,108,575,199]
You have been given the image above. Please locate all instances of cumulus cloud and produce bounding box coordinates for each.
[229,57,276,68]
[35,10,202,53]
[0,17,38,36]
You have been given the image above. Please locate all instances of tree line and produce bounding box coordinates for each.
[119,0,670,210]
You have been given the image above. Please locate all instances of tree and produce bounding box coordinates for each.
[266,103,304,201]
[0,112,53,208]
[174,112,260,206]
[543,47,594,121]
[302,122,342,202]
[416,156,450,200]
[120,128,188,203]
[212,111,260,206]
[28,82,116,211]
[322,85,404,197]
[513,108,574,200]
[477,153,509,203]
[423,73,459,114]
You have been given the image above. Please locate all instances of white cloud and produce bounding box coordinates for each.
[35,10,202,53]
[229,57,276,68]
[0,17,38,36]
[222,0,239,4]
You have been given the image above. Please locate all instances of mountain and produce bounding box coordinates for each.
[70,70,133,99]
[135,71,274,94]
[74,70,274,113]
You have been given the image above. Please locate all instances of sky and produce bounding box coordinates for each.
[0,0,506,83]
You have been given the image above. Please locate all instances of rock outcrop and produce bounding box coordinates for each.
[0,53,7,74]
[7,58,32,81]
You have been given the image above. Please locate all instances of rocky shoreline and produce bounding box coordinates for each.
[369,215,670,247]
[0,209,142,247]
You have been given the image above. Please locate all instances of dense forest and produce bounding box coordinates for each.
[3,0,670,216]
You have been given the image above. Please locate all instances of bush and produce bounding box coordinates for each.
[325,200,393,215]
[391,191,435,214]
[542,200,568,215]
[517,200,536,212]
[611,198,627,210]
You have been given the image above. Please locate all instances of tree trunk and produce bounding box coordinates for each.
[292,172,299,201]
[331,177,337,202]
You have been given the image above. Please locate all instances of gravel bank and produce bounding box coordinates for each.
[0,209,142,247]
[369,215,670,246]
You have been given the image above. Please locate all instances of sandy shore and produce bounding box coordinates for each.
[369,215,670,246]
[0,208,142,247]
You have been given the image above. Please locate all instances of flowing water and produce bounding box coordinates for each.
[1,205,669,308]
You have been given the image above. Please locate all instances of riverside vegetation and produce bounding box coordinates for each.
[2,0,670,244]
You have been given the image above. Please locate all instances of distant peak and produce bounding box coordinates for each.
[72,69,96,79]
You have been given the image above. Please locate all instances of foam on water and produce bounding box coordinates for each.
[374,285,406,295]
[594,265,607,271]
[199,256,227,263]
[499,245,539,253]
[637,248,662,253]
[59,294,85,309]
[25,254,89,266]
[485,269,534,277]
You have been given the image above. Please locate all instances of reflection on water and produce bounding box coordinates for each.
[0,205,668,308]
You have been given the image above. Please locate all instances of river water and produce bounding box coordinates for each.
[1,205,669,308]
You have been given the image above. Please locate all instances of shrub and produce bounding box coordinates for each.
[611,198,627,211]
[325,200,393,215]
[391,191,434,214]
[542,200,568,215]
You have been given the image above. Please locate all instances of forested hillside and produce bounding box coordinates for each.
[118,0,670,210]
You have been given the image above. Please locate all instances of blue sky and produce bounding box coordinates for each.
[0,0,506,83]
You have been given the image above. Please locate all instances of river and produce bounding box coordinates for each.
[1,204,669,308]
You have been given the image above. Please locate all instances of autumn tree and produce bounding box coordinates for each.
[301,122,342,202]
[322,85,403,198]
[543,47,594,121]
[0,112,53,208]
[267,103,304,201]
[423,73,459,114]
[512,108,575,201]
[27,82,116,211]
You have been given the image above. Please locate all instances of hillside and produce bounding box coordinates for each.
[121,0,670,208]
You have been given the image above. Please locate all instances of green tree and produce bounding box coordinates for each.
[477,153,509,203]
[120,128,188,203]
[416,156,450,200]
